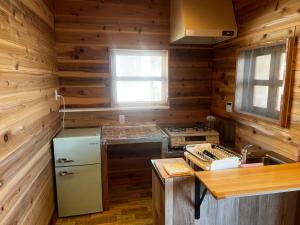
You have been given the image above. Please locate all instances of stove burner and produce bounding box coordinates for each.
[194,126,210,131]
[166,124,210,133]
[167,127,186,132]
[194,123,210,131]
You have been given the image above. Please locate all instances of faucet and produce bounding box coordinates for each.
[241,144,253,164]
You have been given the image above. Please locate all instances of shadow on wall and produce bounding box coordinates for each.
[214,117,236,148]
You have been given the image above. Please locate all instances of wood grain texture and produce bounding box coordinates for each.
[152,159,299,225]
[54,0,213,127]
[64,108,210,128]
[152,158,193,180]
[0,0,60,224]
[152,158,195,225]
[152,171,165,225]
[101,124,168,210]
[196,163,300,199]
[211,0,300,161]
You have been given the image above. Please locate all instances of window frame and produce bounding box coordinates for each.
[240,44,285,118]
[110,49,169,107]
[234,38,296,128]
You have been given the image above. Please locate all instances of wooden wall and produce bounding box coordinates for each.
[0,0,60,224]
[211,0,300,161]
[54,0,213,128]
[108,143,161,185]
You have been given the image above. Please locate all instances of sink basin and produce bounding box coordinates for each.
[245,152,294,166]
[246,155,285,165]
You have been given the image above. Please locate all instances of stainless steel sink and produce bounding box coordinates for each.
[245,152,294,166]
[246,155,285,165]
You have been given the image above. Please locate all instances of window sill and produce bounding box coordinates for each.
[234,110,281,127]
[59,105,170,113]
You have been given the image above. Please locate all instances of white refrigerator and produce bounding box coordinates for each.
[53,128,103,217]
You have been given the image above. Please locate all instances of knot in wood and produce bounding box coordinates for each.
[3,133,9,142]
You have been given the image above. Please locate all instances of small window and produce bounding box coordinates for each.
[235,39,295,126]
[110,49,168,107]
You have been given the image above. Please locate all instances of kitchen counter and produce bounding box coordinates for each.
[101,123,169,210]
[195,163,300,199]
[151,158,192,185]
[151,158,195,225]
[151,158,300,225]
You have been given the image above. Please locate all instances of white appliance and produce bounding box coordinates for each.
[53,128,103,217]
[164,125,219,149]
[170,0,237,44]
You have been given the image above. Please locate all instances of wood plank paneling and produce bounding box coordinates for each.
[108,143,161,182]
[64,108,210,128]
[54,0,213,127]
[0,0,56,55]
[0,0,59,224]
[212,0,300,161]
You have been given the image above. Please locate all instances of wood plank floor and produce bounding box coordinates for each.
[56,176,153,225]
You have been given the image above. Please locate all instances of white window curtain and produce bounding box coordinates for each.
[110,49,168,107]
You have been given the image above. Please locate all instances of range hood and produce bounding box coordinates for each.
[170,0,237,45]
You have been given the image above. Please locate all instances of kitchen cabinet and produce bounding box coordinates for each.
[101,124,168,210]
[151,158,195,225]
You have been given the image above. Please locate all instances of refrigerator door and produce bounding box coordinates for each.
[55,164,103,217]
[53,136,100,167]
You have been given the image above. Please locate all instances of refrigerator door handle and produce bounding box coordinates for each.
[57,158,75,163]
[59,171,74,176]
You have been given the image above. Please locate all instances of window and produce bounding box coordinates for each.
[110,49,168,107]
[235,39,295,126]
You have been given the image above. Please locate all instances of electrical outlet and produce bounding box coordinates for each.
[226,101,233,112]
[119,115,126,124]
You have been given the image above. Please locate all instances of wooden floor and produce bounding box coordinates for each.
[56,175,153,225]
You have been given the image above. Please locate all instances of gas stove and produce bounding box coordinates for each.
[166,127,210,133]
[164,124,219,149]
[166,123,210,133]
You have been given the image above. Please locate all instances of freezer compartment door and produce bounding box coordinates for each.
[54,136,100,167]
[55,164,103,217]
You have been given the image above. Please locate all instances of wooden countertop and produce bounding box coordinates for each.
[195,163,300,199]
[152,158,193,179]
[151,158,194,186]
